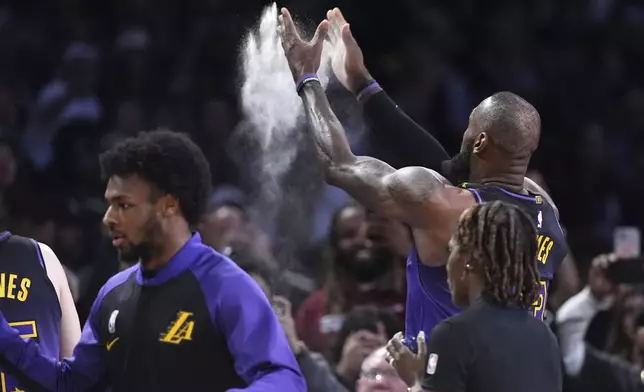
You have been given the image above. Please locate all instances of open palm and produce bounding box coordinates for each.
[326,8,369,94]
[278,7,329,82]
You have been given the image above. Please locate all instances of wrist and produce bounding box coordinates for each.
[355,79,382,102]
[349,70,373,95]
[295,73,320,94]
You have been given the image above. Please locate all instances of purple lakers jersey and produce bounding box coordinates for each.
[461,183,567,320]
[404,248,460,352]
[0,232,61,392]
[404,183,566,350]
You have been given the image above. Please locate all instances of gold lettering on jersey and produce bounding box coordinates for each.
[536,235,554,265]
[0,274,31,302]
[159,311,194,345]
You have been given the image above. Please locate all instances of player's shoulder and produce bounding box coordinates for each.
[98,263,138,300]
[188,244,258,293]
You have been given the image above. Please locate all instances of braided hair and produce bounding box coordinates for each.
[454,201,539,309]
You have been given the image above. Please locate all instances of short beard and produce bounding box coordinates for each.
[118,218,162,265]
[441,149,472,185]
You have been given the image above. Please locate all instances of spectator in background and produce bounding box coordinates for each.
[23,42,101,169]
[357,347,409,392]
[231,247,351,392]
[296,204,408,359]
[557,254,644,392]
[332,306,397,391]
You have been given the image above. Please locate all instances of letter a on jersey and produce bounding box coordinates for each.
[159,311,195,344]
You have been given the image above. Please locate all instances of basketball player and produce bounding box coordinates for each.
[0,130,304,391]
[410,202,561,392]
[0,233,81,392]
[278,7,566,354]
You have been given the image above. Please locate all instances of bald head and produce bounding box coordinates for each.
[471,92,540,158]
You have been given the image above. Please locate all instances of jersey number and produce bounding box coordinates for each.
[1,320,37,392]
[532,281,548,321]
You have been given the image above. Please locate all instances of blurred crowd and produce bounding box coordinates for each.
[1,0,644,391]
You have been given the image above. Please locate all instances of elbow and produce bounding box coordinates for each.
[320,155,356,186]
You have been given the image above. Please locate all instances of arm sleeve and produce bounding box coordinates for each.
[421,321,470,392]
[214,266,306,392]
[0,288,109,392]
[361,90,451,170]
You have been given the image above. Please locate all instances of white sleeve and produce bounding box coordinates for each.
[38,242,82,358]
[555,287,612,376]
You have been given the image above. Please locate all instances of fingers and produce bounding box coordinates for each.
[386,340,400,362]
[311,20,330,50]
[390,332,407,353]
[353,329,386,348]
[279,7,300,44]
[333,7,348,24]
[341,23,356,47]
[376,322,387,342]
[384,351,397,368]
[416,330,427,359]
[272,295,292,317]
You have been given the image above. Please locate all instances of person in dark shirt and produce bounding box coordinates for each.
[413,201,561,392]
[0,130,304,391]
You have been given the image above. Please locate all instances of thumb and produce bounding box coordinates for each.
[312,20,330,49]
[342,24,358,49]
[417,330,427,359]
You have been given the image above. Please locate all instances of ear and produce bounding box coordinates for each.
[472,132,487,155]
[159,194,180,218]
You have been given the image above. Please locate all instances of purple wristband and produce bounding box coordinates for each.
[296,73,319,93]
[356,81,381,101]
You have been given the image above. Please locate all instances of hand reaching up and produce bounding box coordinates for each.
[326,8,372,94]
[278,7,329,83]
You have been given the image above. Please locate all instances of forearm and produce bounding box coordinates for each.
[361,88,451,170]
[0,315,102,392]
[299,81,356,169]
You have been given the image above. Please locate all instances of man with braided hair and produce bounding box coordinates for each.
[279,5,565,354]
[414,201,562,392]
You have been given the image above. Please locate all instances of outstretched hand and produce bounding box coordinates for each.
[385,331,428,387]
[326,8,371,94]
[278,7,329,83]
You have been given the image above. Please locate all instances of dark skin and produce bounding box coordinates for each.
[324,7,558,211]
[278,9,539,266]
[102,174,192,270]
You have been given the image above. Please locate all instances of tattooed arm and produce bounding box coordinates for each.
[298,81,473,228]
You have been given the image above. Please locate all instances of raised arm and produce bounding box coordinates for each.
[299,80,452,227]
[278,8,469,228]
[326,8,451,170]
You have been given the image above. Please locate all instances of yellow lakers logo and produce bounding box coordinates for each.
[159,311,194,344]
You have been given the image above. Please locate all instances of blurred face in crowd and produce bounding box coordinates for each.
[333,206,395,283]
[199,205,247,252]
[356,347,408,392]
[103,174,166,263]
